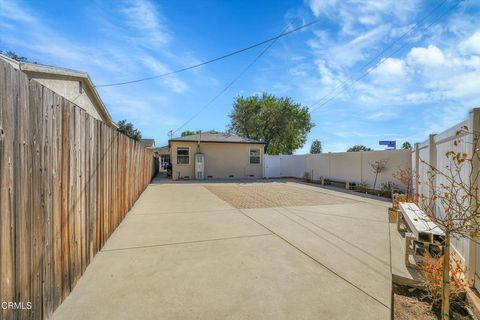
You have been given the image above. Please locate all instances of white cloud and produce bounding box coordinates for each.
[308,26,388,71]
[139,55,189,93]
[459,31,480,56]
[307,0,338,17]
[0,0,36,23]
[120,0,170,46]
[307,0,417,32]
[406,45,446,67]
[371,58,406,77]
[366,111,398,121]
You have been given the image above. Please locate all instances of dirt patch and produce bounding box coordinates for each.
[394,284,475,320]
[205,183,355,209]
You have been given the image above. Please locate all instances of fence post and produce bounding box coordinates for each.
[468,108,480,286]
[414,142,420,201]
[328,152,331,180]
[360,151,364,184]
[427,134,437,213]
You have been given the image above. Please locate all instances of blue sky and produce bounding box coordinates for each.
[1,0,479,152]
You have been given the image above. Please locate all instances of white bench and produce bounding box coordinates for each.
[397,202,445,268]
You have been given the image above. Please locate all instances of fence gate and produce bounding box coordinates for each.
[264,155,281,178]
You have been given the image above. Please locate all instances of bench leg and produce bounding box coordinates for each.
[405,234,420,269]
[397,214,404,232]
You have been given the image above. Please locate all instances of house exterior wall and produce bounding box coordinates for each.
[26,73,104,122]
[170,141,264,180]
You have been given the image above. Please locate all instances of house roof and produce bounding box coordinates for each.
[140,139,156,148]
[153,146,169,154]
[169,132,265,144]
[0,54,116,128]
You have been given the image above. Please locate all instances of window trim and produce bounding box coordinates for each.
[176,146,191,165]
[249,148,261,164]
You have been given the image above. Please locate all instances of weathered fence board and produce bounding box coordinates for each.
[0,59,157,320]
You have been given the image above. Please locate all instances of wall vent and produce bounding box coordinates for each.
[229,175,234,178]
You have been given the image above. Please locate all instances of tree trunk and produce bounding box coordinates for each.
[373,172,379,190]
[441,233,451,320]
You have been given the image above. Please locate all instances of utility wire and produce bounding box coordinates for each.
[310,0,449,108]
[171,0,456,136]
[95,19,321,88]
[309,1,463,113]
[171,25,288,135]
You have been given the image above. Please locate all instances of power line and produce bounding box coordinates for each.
[171,25,289,135]
[309,1,463,113]
[171,0,457,136]
[95,19,321,88]
[310,0,449,108]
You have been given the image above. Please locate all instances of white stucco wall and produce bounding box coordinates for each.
[31,75,103,121]
[170,141,264,180]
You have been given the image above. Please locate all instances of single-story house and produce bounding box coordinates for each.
[0,53,116,128]
[153,145,170,172]
[168,132,265,180]
[140,139,156,149]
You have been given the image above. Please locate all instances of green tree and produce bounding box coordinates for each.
[228,93,314,155]
[1,50,35,63]
[117,120,142,141]
[181,130,198,137]
[181,130,219,137]
[401,141,412,150]
[310,140,322,154]
[347,145,372,152]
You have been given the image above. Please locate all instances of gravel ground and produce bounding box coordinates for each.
[205,183,355,208]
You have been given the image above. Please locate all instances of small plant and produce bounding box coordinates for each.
[392,194,416,210]
[369,158,388,190]
[393,167,414,196]
[356,180,369,192]
[302,171,311,182]
[380,181,398,192]
[421,253,466,307]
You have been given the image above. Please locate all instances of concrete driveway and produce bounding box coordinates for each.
[53,178,393,320]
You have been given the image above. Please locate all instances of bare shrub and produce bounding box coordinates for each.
[421,253,467,306]
[369,159,388,190]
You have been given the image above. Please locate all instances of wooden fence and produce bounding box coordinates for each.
[0,59,158,320]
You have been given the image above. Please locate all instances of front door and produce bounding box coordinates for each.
[195,153,204,180]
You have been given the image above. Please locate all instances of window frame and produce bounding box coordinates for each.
[249,148,261,164]
[176,146,191,165]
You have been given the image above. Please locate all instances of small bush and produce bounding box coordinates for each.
[421,253,466,306]
[380,181,399,192]
[356,180,369,192]
[302,172,311,182]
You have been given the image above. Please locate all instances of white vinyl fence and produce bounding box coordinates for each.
[265,149,411,191]
[412,108,480,290]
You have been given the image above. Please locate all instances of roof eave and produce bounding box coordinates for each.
[168,139,265,145]
[0,55,117,129]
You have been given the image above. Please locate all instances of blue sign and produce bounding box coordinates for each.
[379,140,396,149]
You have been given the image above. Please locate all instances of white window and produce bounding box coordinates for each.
[177,147,190,164]
[250,148,261,164]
